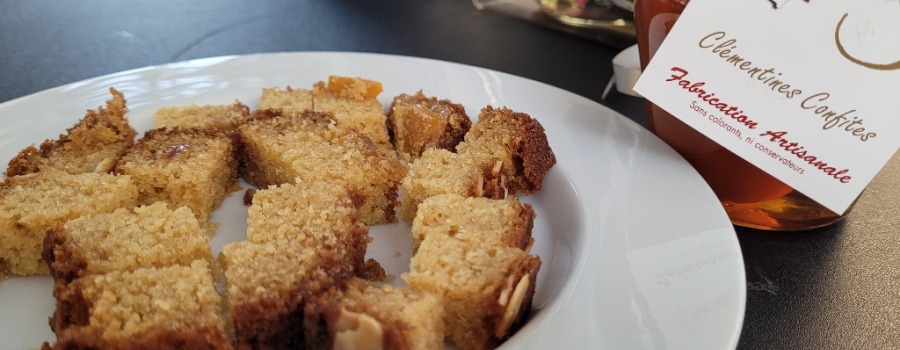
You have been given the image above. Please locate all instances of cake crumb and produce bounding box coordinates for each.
[359,258,387,281]
[243,188,257,205]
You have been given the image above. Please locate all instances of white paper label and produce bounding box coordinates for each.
[633,0,900,215]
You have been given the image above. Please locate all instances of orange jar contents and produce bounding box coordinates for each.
[633,0,847,230]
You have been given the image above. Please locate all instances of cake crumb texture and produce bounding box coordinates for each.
[311,76,391,151]
[238,109,406,225]
[259,76,391,151]
[112,127,240,223]
[6,88,137,177]
[259,86,313,116]
[43,202,215,285]
[399,148,504,223]
[246,180,373,279]
[404,235,541,350]
[46,260,231,350]
[0,170,138,280]
[410,194,535,253]
[456,106,556,195]
[152,101,250,132]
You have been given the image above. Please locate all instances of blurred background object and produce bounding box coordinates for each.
[473,0,636,49]
[538,0,632,28]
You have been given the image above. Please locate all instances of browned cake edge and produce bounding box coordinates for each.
[42,225,88,285]
[0,257,9,280]
[230,292,308,349]
[515,202,537,251]
[516,115,556,194]
[302,285,410,350]
[49,276,91,334]
[485,106,557,195]
[222,240,354,349]
[331,184,382,281]
[6,87,136,177]
[112,126,240,165]
[5,141,53,177]
[491,254,541,342]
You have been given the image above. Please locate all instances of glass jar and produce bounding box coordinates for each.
[633,0,848,230]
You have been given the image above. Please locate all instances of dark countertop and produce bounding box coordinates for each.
[1,1,897,349]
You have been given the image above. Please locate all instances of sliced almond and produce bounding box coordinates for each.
[94,158,117,173]
[495,274,531,338]
[333,308,384,350]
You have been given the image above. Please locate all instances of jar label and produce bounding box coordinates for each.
[633,0,900,215]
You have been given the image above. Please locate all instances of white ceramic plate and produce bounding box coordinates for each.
[0,52,745,350]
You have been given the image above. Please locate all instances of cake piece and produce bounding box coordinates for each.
[43,202,215,285]
[0,170,138,280]
[311,76,392,151]
[152,100,250,131]
[246,181,377,278]
[238,110,406,224]
[5,88,137,177]
[112,127,239,223]
[306,278,445,350]
[399,148,505,222]
[260,76,391,151]
[403,235,541,350]
[456,106,556,195]
[46,260,230,350]
[220,239,350,349]
[387,91,471,163]
[410,194,535,253]
[258,86,314,116]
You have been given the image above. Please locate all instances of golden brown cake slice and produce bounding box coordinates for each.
[387,90,471,163]
[399,148,505,223]
[403,235,541,350]
[220,239,350,349]
[152,100,250,131]
[43,202,215,285]
[410,194,535,254]
[238,110,406,225]
[306,278,445,350]
[112,127,240,223]
[5,88,137,177]
[0,170,138,280]
[246,180,378,279]
[46,260,230,350]
[258,86,314,116]
[456,106,556,195]
[312,76,392,151]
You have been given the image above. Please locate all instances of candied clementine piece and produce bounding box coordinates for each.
[327,76,383,100]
